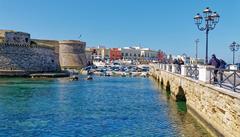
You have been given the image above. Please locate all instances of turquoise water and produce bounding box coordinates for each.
[0,76,210,137]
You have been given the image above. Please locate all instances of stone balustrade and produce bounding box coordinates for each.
[151,63,218,83]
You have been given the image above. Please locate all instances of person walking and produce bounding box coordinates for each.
[208,54,220,82]
[219,59,227,81]
[178,58,184,65]
[173,59,178,64]
[178,58,184,73]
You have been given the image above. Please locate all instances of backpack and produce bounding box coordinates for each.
[216,58,220,68]
[220,59,226,69]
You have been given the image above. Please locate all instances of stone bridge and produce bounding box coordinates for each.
[150,63,240,137]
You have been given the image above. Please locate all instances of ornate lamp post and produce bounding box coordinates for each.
[194,7,220,64]
[229,41,240,64]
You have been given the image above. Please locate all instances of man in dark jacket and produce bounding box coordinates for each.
[177,58,184,73]
[219,59,226,69]
[208,54,220,82]
[219,59,227,81]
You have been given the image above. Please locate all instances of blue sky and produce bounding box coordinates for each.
[0,0,239,63]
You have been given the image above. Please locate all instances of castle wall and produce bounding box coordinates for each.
[31,39,59,48]
[0,44,61,72]
[59,40,87,69]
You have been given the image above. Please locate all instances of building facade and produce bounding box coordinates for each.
[85,46,159,62]
[157,50,167,62]
[140,48,158,60]
[119,46,157,61]
[110,48,122,60]
[120,47,141,60]
[85,46,110,61]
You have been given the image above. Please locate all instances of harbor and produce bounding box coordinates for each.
[81,61,150,77]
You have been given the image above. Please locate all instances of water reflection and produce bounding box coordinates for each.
[151,78,211,137]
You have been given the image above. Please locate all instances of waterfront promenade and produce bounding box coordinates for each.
[150,63,240,137]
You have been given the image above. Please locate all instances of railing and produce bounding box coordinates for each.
[150,63,240,92]
[209,68,240,92]
[172,64,181,74]
[186,65,199,80]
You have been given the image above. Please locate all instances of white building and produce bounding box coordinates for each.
[140,48,158,60]
[120,47,141,60]
[120,46,157,61]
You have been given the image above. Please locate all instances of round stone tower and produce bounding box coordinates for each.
[59,40,87,69]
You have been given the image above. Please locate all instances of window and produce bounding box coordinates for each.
[25,38,29,43]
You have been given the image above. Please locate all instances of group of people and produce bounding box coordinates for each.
[172,54,226,82]
[173,58,184,72]
[208,54,226,82]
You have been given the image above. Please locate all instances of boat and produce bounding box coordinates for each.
[86,75,93,80]
[69,75,79,81]
[140,72,147,77]
[104,71,111,77]
[121,72,127,77]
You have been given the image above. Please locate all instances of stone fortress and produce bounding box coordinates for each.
[0,30,87,76]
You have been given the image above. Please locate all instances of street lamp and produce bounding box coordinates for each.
[194,7,220,64]
[195,39,199,59]
[229,41,240,64]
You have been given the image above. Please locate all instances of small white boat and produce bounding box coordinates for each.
[140,72,149,77]
[121,72,127,77]
[86,75,93,80]
[69,75,79,81]
[105,71,111,77]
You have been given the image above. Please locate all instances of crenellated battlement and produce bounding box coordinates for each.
[0,42,55,50]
